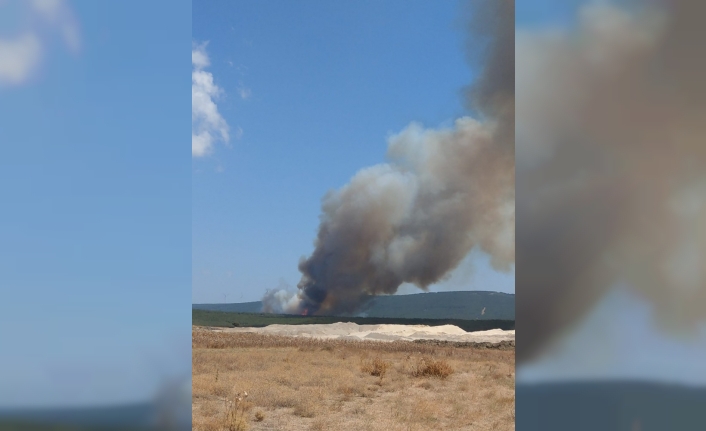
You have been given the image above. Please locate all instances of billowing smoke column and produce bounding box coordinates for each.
[263,0,515,315]
[516,0,706,363]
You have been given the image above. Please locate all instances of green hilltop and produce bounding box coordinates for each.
[193,290,514,321]
[192,309,514,332]
[192,291,515,331]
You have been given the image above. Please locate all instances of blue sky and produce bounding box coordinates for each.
[0,0,191,407]
[192,0,515,304]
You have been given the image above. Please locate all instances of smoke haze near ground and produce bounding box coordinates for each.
[516,0,706,364]
[263,0,515,315]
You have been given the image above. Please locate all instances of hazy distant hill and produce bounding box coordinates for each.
[193,291,514,320]
[0,378,191,431]
[194,301,263,314]
[516,381,706,430]
[0,403,155,431]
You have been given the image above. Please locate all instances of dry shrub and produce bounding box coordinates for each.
[212,383,231,398]
[254,410,265,422]
[294,399,318,418]
[262,388,298,409]
[350,404,366,415]
[223,391,251,431]
[310,418,331,431]
[417,381,433,390]
[338,382,365,400]
[412,358,454,379]
[293,387,325,418]
[481,388,500,401]
[360,356,390,379]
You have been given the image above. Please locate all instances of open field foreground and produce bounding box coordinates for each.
[193,327,515,431]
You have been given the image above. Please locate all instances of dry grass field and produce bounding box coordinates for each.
[193,327,515,431]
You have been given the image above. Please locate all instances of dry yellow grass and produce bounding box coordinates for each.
[193,327,515,431]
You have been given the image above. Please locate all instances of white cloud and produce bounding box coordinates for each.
[192,42,230,158]
[0,33,42,85]
[237,84,251,100]
[191,44,209,70]
[0,0,80,87]
[30,0,62,16]
[191,131,213,158]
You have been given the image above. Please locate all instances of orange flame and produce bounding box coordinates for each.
[301,308,309,316]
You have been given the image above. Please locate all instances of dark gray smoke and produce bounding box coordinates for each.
[464,0,514,128]
[516,0,706,363]
[263,0,515,315]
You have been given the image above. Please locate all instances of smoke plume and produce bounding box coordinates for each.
[516,0,706,363]
[263,0,515,315]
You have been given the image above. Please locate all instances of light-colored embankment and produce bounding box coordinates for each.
[212,322,514,344]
